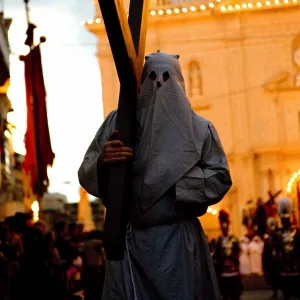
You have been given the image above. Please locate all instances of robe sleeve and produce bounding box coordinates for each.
[78,111,117,198]
[197,122,232,206]
[175,122,232,216]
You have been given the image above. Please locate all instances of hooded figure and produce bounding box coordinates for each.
[78,52,232,300]
[276,197,300,300]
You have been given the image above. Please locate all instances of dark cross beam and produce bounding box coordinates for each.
[98,0,149,260]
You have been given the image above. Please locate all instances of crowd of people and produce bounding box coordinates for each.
[210,197,300,300]
[0,212,105,300]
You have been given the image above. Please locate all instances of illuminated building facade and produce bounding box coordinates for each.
[85,0,300,236]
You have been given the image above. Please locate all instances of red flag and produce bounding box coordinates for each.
[22,45,55,198]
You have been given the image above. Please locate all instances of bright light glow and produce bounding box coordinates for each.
[242,3,248,7]
[209,3,214,7]
[212,209,217,215]
[207,207,212,213]
[166,9,172,14]
[150,10,156,16]
[31,201,39,222]
[228,5,233,10]
[87,19,93,24]
[257,1,262,6]
[95,18,101,23]
[286,169,300,196]
[158,9,164,15]
[293,0,297,3]
[266,1,271,5]
[284,0,288,3]
[221,5,226,10]
[4,130,11,139]
[275,0,279,4]
[190,6,196,11]
[200,5,206,10]
[80,20,85,26]
[174,8,180,13]
[182,7,188,12]
[248,3,253,8]
[235,4,241,9]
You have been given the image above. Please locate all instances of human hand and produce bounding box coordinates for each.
[99,130,133,164]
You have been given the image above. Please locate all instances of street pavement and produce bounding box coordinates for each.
[243,290,281,300]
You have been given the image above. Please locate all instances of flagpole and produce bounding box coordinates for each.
[23,0,46,202]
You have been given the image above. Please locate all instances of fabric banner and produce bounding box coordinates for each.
[22,45,55,198]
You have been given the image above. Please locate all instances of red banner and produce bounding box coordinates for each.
[22,45,55,198]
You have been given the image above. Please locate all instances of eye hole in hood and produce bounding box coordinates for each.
[163,71,170,82]
[149,71,156,81]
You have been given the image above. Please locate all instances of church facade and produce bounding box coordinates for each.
[85,0,300,237]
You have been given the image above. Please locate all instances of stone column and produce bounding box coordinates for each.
[78,187,95,232]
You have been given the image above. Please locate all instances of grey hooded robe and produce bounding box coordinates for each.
[78,52,232,300]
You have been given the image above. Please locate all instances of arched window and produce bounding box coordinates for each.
[188,61,203,98]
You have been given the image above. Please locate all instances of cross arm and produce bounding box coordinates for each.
[128,0,150,71]
[99,0,141,89]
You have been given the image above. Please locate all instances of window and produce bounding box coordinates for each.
[188,61,203,98]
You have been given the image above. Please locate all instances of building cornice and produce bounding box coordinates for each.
[83,0,300,34]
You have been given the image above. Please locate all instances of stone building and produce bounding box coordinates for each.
[84,0,300,236]
[0,12,23,220]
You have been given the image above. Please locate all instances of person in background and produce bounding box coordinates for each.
[4,216,23,300]
[54,221,78,267]
[275,197,300,300]
[254,198,267,238]
[82,230,105,300]
[34,220,47,234]
[20,226,49,300]
[209,238,217,256]
[0,223,9,300]
[262,217,280,299]
[213,210,243,300]
[53,221,78,299]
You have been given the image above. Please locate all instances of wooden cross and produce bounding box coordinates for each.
[98,0,150,260]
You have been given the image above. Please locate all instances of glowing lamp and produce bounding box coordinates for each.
[31,201,39,222]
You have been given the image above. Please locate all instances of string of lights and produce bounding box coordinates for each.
[286,170,300,194]
[81,0,300,26]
